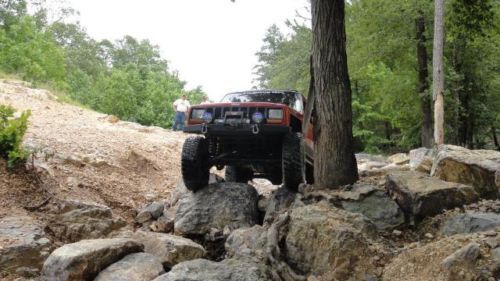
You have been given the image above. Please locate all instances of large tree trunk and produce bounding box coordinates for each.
[311,0,359,188]
[416,12,433,148]
[433,0,445,146]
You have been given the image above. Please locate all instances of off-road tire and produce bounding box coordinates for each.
[306,163,314,184]
[225,166,253,183]
[282,132,305,191]
[181,136,209,192]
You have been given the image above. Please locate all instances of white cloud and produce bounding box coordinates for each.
[64,0,309,101]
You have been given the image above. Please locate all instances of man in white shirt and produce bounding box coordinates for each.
[172,95,190,131]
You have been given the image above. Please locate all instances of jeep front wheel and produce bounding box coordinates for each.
[181,136,209,192]
[282,132,305,191]
[225,166,253,183]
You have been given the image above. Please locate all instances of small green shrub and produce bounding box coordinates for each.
[0,105,31,168]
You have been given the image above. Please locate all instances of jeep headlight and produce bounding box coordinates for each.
[268,109,283,119]
[202,112,213,123]
[191,109,205,120]
[252,112,264,123]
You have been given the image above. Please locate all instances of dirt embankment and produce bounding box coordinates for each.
[0,79,187,219]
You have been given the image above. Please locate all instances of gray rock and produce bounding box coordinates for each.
[41,238,143,281]
[338,184,405,230]
[386,171,478,221]
[431,145,500,198]
[388,153,410,165]
[491,247,500,266]
[284,202,378,279]
[356,153,389,174]
[356,153,388,164]
[0,215,52,273]
[225,225,267,262]
[136,201,165,223]
[409,147,434,173]
[440,212,500,236]
[174,182,259,236]
[263,187,297,225]
[94,253,165,281]
[47,200,126,242]
[360,162,411,177]
[153,258,269,281]
[149,210,175,233]
[441,242,480,269]
[168,175,223,210]
[168,181,190,209]
[117,230,205,268]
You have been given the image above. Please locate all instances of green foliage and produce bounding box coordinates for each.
[254,0,499,152]
[0,104,30,168]
[0,0,206,129]
[0,16,66,85]
[254,23,310,95]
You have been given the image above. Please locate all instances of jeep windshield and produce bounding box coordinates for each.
[220,91,303,113]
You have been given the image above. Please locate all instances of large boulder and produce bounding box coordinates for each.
[284,202,379,280]
[431,145,500,198]
[386,171,478,221]
[383,235,492,281]
[94,253,165,281]
[225,225,267,263]
[41,238,143,281]
[409,147,434,173]
[337,184,404,230]
[440,212,500,236]
[46,200,126,242]
[174,182,259,236]
[153,258,269,281]
[117,230,205,268]
[0,215,52,275]
[303,184,404,230]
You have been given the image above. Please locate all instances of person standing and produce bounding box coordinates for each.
[172,94,190,131]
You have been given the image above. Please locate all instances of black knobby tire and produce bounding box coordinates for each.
[181,136,209,192]
[306,163,314,184]
[225,166,253,183]
[282,132,305,191]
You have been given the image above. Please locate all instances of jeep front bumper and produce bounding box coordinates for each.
[183,123,290,136]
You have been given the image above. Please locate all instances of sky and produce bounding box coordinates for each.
[63,0,309,101]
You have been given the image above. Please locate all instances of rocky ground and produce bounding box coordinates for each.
[1,79,500,281]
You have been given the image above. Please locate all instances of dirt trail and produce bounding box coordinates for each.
[0,79,187,219]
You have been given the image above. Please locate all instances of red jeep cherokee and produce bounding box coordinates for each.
[181,90,314,191]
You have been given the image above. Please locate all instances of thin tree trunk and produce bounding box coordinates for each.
[433,0,445,146]
[416,11,433,148]
[311,0,359,188]
[492,126,499,151]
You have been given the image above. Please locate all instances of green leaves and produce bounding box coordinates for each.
[255,0,498,151]
[0,3,206,130]
[0,105,30,168]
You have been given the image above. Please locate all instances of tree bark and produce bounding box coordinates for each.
[311,0,359,188]
[433,0,445,146]
[416,12,433,148]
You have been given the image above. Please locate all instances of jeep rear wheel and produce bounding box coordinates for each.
[225,166,253,183]
[181,136,209,192]
[282,132,305,191]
